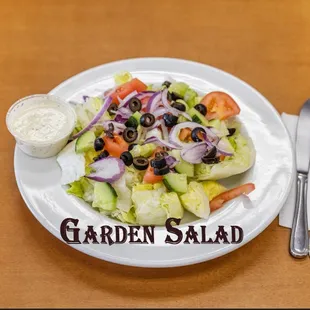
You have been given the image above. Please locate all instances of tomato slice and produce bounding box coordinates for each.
[143,167,164,184]
[143,147,164,184]
[210,183,255,212]
[201,91,240,120]
[103,134,128,158]
[219,155,226,161]
[109,78,147,104]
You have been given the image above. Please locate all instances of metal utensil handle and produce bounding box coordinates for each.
[290,172,309,258]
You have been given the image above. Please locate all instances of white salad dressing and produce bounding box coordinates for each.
[6,94,76,158]
[12,106,68,143]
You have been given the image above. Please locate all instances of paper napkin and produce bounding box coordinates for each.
[279,112,310,229]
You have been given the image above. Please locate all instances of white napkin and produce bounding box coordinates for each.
[279,112,310,229]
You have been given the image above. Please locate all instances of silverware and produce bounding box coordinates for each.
[290,99,310,258]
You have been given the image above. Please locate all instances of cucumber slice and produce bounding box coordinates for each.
[132,111,142,122]
[163,173,188,194]
[171,150,194,177]
[188,108,209,126]
[126,111,142,128]
[92,182,117,211]
[176,99,189,111]
[177,115,187,124]
[126,116,138,128]
[75,131,96,154]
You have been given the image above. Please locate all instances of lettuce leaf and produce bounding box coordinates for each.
[195,132,256,180]
[66,177,94,202]
[114,71,132,85]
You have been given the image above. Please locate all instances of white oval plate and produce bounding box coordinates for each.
[14,58,294,267]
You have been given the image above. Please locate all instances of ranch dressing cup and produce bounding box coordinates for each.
[6,94,76,158]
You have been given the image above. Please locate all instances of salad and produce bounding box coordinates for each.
[56,72,256,225]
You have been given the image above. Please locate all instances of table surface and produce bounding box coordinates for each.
[1,0,310,308]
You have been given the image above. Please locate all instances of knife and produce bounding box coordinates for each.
[290,99,310,258]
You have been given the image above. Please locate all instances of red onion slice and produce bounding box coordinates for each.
[165,155,179,168]
[169,122,220,148]
[138,127,148,142]
[114,114,128,124]
[143,136,181,150]
[136,91,155,100]
[119,91,155,109]
[101,121,126,134]
[153,107,168,118]
[72,96,112,140]
[148,120,161,130]
[216,138,234,156]
[180,142,210,164]
[146,91,162,112]
[87,157,125,183]
[82,95,89,102]
[117,107,132,117]
[160,119,169,141]
[161,88,192,120]
[114,107,132,122]
[147,120,169,141]
[118,91,138,108]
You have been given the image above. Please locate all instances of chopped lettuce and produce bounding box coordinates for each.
[75,104,91,129]
[228,136,237,150]
[67,181,83,198]
[195,133,256,180]
[124,166,144,188]
[133,183,153,191]
[73,119,83,135]
[184,88,198,108]
[147,84,161,91]
[153,182,165,190]
[146,84,154,91]
[66,177,94,202]
[114,71,132,85]
[132,182,165,192]
[130,143,156,158]
[74,97,111,135]
[132,186,167,225]
[56,140,86,185]
[168,82,189,97]
[180,182,210,219]
[207,119,229,137]
[145,128,163,141]
[113,177,132,212]
[218,136,235,154]
[225,117,242,135]
[202,180,226,201]
[85,97,102,113]
[81,178,95,202]
[111,207,136,224]
[84,149,98,167]
[160,192,184,219]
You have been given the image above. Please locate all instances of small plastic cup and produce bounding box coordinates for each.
[6,94,76,158]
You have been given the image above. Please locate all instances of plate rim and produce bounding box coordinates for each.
[14,57,294,268]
